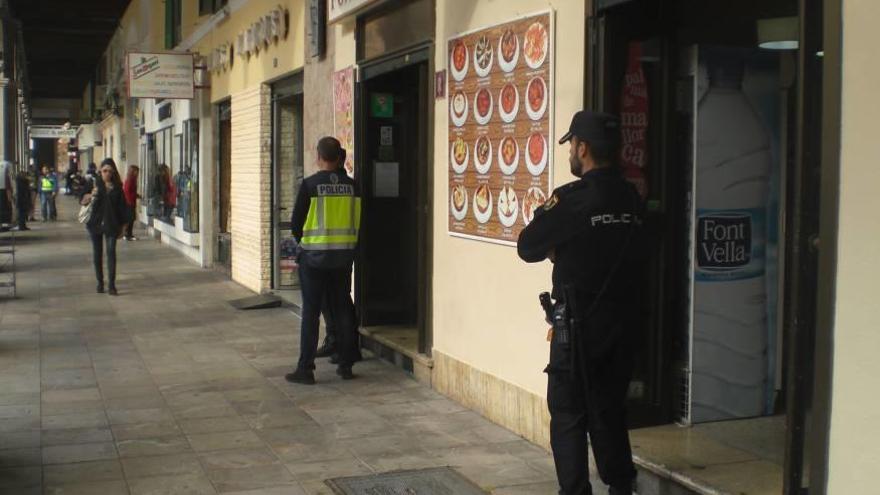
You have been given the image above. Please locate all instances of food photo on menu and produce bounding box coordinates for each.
[447,12,553,243]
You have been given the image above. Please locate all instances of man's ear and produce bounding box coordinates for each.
[579,141,590,161]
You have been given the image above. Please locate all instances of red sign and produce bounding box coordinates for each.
[620,42,648,199]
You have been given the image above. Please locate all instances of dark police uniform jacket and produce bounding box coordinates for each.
[517,167,644,389]
[290,169,358,270]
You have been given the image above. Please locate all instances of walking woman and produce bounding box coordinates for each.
[122,165,141,241]
[83,158,128,295]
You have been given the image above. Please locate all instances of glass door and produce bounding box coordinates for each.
[271,77,304,290]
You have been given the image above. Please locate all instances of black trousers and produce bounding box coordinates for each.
[547,323,636,495]
[89,230,118,287]
[297,263,357,371]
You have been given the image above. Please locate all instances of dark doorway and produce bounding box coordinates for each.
[216,101,232,271]
[271,75,304,290]
[357,53,430,352]
[32,139,57,170]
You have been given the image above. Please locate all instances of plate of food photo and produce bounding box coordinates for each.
[473,35,493,78]
[521,186,547,225]
[473,87,493,126]
[450,136,469,174]
[498,136,519,175]
[451,184,468,221]
[497,185,520,228]
[473,136,493,175]
[498,28,519,73]
[526,132,548,176]
[523,21,549,70]
[526,76,547,121]
[450,39,469,81]
[499,83,519,123]
[473,184,493,224]
[450,90,468,127]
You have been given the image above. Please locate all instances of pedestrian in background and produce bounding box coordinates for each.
[123,165,140,241]
[14,170,31,231]
[39,164,58,222]
[83,158,128,296]
[26,165,37,221]
[0,160,12,231]
[151,164,174,221]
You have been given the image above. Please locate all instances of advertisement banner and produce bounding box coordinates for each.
[333,66,356,178]
[327,0,385,24]
[30,127,78,139]
[127,52,195,100]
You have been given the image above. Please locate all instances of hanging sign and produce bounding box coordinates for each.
[447,11,556,246]
[127,52,195,99]
[30,126,78,139]
[333,66,356,178]
[619,41,649,199]
[327,0,386,24]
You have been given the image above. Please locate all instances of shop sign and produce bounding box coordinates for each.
[333,66,356,178]
[328,0,386,24]
[447,11,555,246]
[210,43,233,73]
[234,6,289,60]
[127,52,194,100]
[30,126,78,139]
[619,41,649,199]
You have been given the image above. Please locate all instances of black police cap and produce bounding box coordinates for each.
[558,111,621,145]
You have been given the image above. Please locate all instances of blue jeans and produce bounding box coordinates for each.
[40,192,56,220]
[89,231,118,287]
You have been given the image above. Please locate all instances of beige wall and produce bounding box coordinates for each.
[432,0,586,398]
[194,0,306,103]
[229,85,272,293]
[826,0,880,491]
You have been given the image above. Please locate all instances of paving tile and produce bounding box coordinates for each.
[121,453,203,479]
[117,436,192,458]
[284,456,373,482]
[41,480,130,495]
[178,416,251,435]
[0,404,39,419]
[197,447,280,471]
[204,465,299,493]
[0,465,41,489]
[107,408,175,425]
[111,421,182,441]
[0,429,40,449]
[42,460,125,485]
[0,447,42,467]
[42,442,118,465]
[41,427,114,446]
[187,430,265,452]
[127,473,217,495]
[42,412,108,430]
[40,400,106,416]
[42,388,103,404]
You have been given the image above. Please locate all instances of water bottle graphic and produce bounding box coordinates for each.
[692,54,771,422]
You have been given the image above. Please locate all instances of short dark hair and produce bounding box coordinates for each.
[574,136,619,168]
[317,137,346,167]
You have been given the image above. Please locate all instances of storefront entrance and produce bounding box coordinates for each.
[271,75,304,290]
[590,0,821,492]
[357,51,431,353]
[216,101,232,271]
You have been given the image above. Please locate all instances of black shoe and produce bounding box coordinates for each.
[96,284,105,294]
[316,342,337,359]
[609,484,633,495]
[336,367,355,380]
[108,287,118,296]
[284,369,315,385]
[329,353,339,365]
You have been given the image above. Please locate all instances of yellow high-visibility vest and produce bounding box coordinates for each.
[40,177,54,192]
[300,186,361,252]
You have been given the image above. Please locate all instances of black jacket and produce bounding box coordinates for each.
[290,169,358,270]
[87,180,128,237]
[518,167,645,306]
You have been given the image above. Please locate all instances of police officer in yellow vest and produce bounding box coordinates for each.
[286,137,361,384]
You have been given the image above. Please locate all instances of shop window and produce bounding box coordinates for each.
[165,0,182,49]
[199,0,228,16]
[181,119,199,233]
[150,126,175,224]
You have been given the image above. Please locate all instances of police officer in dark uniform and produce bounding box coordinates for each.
[517,111,643,495]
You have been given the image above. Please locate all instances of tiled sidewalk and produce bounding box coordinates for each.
[0,198,558,495]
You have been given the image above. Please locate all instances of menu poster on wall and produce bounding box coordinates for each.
[333,66,356,178]
[447,11,555,246]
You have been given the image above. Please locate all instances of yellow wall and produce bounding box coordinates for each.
[826,0,880,491]
[193,0,306,102]
[432,0,586,397]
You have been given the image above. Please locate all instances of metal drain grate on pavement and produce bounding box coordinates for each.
[326,467,487,495]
